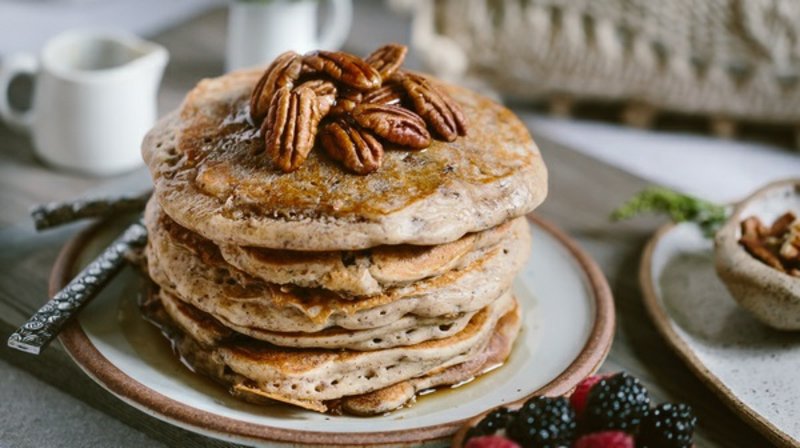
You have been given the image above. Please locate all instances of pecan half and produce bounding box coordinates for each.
[781,219,800,260]
[352,103,431,149]
[319,119,383,174]
[400,72,467,141]
[741,216,768,239]
[250,51,302,125]
[739,214,800,273]
[262,86,321,173]
[365,44,407,81]
[330,88,363,116]
[740,235,786,272]
[362,82,405,106]
[303,51,382,91]
[296,79,337,116]
[769,212,796,237]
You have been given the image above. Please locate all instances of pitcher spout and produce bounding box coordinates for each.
[126,37,169,85]
[39,29,169,84]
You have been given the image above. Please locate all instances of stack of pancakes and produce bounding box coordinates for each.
[140,67,548,415]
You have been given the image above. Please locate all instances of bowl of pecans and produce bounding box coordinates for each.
[714,179,800,330]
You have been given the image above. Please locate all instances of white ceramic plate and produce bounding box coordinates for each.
[55,215,613,447]
[641,222,800,448]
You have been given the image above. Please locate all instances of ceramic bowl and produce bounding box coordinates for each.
[714,179,800,330]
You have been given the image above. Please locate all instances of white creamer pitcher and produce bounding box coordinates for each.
[0,30,169,176]
[226,0,352,71]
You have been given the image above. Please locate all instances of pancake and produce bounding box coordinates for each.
[339,302,519,416]
[160,290,477,350]
[144,286,520,414]
[141,68,548,251]
[218,220,511,297]
[145,200,531,332]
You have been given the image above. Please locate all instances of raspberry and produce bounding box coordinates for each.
[464,435,521,448]
[574,431,635,448]
[570,374,608,417]
[464,408,514,441]
[638,403,697,448]
[582,372,650,433]
[507,396,577,448]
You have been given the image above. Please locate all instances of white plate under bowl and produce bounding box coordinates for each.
[54,215,614,447]
[641,222,800,448]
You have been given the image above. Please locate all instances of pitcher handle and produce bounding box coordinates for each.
[0,53,38,132]
[318,0,352,51]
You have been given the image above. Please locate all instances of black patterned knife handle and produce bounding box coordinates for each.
[7,221,148,355]
[30,190,151,231]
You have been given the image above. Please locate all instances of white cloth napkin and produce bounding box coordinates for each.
[529,116,800,204]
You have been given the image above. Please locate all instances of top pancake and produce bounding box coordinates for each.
[142,68,548,250]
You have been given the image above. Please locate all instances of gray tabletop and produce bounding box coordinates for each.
[0,3,774,447]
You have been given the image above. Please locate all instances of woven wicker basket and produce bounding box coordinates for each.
[404,0,800,133]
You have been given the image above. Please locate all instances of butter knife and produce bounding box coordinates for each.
[7,220,148,355]
[30,190,151,231]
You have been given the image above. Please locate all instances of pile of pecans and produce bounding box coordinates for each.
[248,44,467,174]
[739,212,800,277]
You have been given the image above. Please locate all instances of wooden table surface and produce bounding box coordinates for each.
[0,4,775,447]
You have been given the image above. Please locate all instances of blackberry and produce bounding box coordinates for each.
[507,396,577,448]
[638,403,697,448]
[582,372,650,433]
[465,408,515,441]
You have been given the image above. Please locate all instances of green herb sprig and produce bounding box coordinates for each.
[611,187,728,237]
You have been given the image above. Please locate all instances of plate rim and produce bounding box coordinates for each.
[54,213,615,446]
[639,222,796,448]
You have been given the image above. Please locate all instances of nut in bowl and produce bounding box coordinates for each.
[714,179,800,330]
[614,180,800,331]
